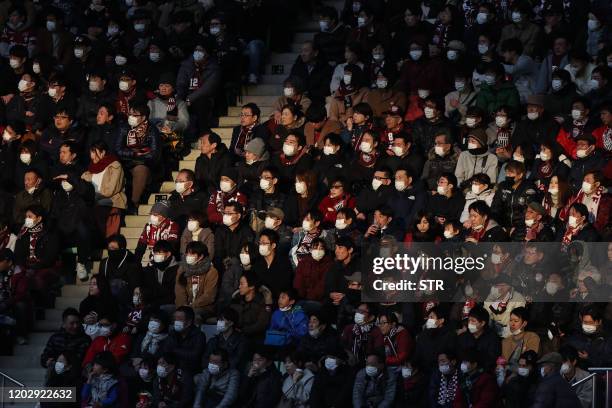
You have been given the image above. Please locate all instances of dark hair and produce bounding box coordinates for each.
[90,140,109,153]
[6,120,25,136]
[377,205,394,218]
[439,172,458,189]
[210,348,229,363]
[570,203,589,219]
[242,103,260,119]
[224,201,244,216]
[470,173,491,187]
[153,239,172,253]
[62,307,80,321]
[571,96,591,111]
[286,130,306,147]
[281,287,299,301]
[305,104,327,123]
[24,204,45,218]
[468,305,489,324]
[93,351,117,374]
[98,102,116,118]
[202,131,221,146]
[259,228,280,245]
[23,168,42,180]
[335,236,355,250]
[559,344,578,363]
[241,270,261,289]
[500,38,523,55]
[281,104,303,120]
[352,102,373,119]
[185,241,208,257]
[510,306,529,322]
[305,209,323,224]
[393,132,413,145]
[160,351,178,367]
[468,200,491,217]
[580,304,603,321]
[378,311,399,325]
[60,140,78,154]
[337,207,354,221]
[284,76,305,94]
[130,102,150,118]
[178,169,195,182]
[318,5,338,22]
[107,234,127,249]
[187,211,208,228]
[374,165,392,179]
[261,165,279,179]
[460,348,480,365]
[219,307,239,325]
[324,133,342,147]
[175,306,195,322]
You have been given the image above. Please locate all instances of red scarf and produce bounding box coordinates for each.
[234,123,255,156]
[88,154,119,173]
[357,151,378,167]
[467,220,489,242]
[562,186,603,223]
[525,222,544,241]
[562,222,584,247]
[117,88,137,116]
[279,147,307,166]
[0,229,9,250]
[18,222,43,266]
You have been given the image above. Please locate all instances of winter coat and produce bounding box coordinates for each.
[81,158,127,209]
[455,150,498,187]
[389,185,427,230]
[49,176,95,233]
[82,333,132,367]
[531,372,582,408]
[14,225,59,270]
[460,188,496,223]
[366,89,407,118]
[304,119,342,149]
[383,326,414,367]
[341,323,385,364]
[352,367,397,408]
[252,254,293,301]
[176,57,222,102]
[289,57,334,103]
[427,192,465,222]
[239,364,282,408]
[195,143,234,196]
[162,324,206,374]
[213,221,255,266]
[421,147,462,191]
[230,290,271,338]
[453,370,499,408]
[499,22,541,57]
[206,188,249,226]
[411,116,454,155]
[147,97,189,133]
[268,306,309,345]
[168,189,208,226]
[77,88,114,129]
[414,325,457,376]
[40,328,91,368]
[328,87,370,124]
[229,125,270,161]
[445,89,478,124]
[175,259,218,311]
[12,187,52,227]
[309,364,354,408]
[297,325,342,363]
[512,115,559,149]
[115,122,161,167]
[193,367,240,408]
[484,290,527,338]
[294,255,334,301]
[179,227,214,259]
[457,329,501,371]
[474,82,521,117]
[204,330,248,371]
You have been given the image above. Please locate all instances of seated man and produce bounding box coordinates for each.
[193,349,240,408]
[40,307,90,370]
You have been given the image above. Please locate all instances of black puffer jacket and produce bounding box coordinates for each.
[195,143,233,197]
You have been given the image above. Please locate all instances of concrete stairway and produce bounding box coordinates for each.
[0,1,343,397]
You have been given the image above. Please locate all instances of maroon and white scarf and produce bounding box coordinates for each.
[127,120,149,149]
[603,127,612,151]
[296,228,320,259]
[18,222,44,266]
[357,151,378,167]
[352,321,374,355]
[279,147,307,167]
[566,186,604,224]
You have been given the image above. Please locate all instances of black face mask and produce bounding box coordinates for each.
[154,257,172,270]
[468,146,488,155]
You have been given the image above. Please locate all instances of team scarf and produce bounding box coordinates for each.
[117,87,136,116]
[357,150,378,167]
[18,222,43,265]
[279,147,307,166]
[352,321,374,356]
[603,127,612,151]
[437,369,458,406]
[126,120,149,148]
[564,186,603,224]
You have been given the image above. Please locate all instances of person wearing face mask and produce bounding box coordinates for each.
[330,64,370,124]
[310,350,354,408]
[135,200,179,264]
[558,345,593,408]
[241,347,284,407]
[475,63,521,117]
[348,7,391,54]
[556,98,597,156]
[178,211,214,261]
[40,307,91,372]
[314,6,351,67]
[354,166,394,221]
[535,33,571,95]
[124,286,152,334]
[237,138,271,198]
[317,177,356,227]
[585,67,612,114]
[454,349,499,407]
[560,203,601,246]
[203,308,248,370]
[465,200,508,242]
[64,36,102,97]
[510,202,555,242]
[563,50,598,96]
[132,356,156,398]
[290,210,331,268]
[133,313,169,360]
[5,70,42,130]
[174,241,218,323]
[329,41,365,95]
[163,306,206,376]
[0,121,26,192]
[193,349,240,408]
[75,70,114,130]
[376,105,407,153]
[303,104,342,153]
[563,171,610,235]
[44,350,81,402]
[271,76,312,125]
[367,71,406,118]
[500,307,540,366]
[411,98,454,156]
[82,315,132,368]
[568,134,606,192]
[424,172,465,227]
[421,131,461,191]
[141,240,177,312]
[0,7,35,59]
[167,169,207,231]
[36,10,73,67]
[382,132,425,180]
[389,167,426,230]
[13,168,52,228]
[499,3,541,57]
[500,38,538,104]
[500,350,538,407]
[296,311,341,364]
[531,352,582,408]
[457,306,501,372]
[36,74,78,130]
[0,45,28,106]
[81,351,120,408]
[312,131,348,186]
[444,72,477,125]
[248,165,286,223]
[140,40,174,92]
[205,167,248,226]
[294,238,333,302]
[460,173,495,224]
[271,131,314,194]
[213,202,255,271]
[340,302,384,366]
[152,352,194,407]
[484,275,527,340]
[427,350,459,406]
[176,42,221,133]
[265,288,308,346]
[397,41,447,102]
[352,352,397,407]
[327,208,363,249]
[113,68,147,119]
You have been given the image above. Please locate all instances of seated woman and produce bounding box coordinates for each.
[268,104,306,154]
[317,177,356,228]
[14,205,60,308]
[460,173,495,225]
[329,64,369,124]
[79,275,120,339]
[179,211,214,260]
[82,140,127,240]
[290,210,331,269]
[284,170,323,227]
[271,76,312,123]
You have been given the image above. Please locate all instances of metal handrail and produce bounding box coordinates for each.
[0,371,25,408]
[572,372,598,387]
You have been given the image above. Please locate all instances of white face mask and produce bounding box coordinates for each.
[517,367,530,377]
[239,253,250,266]
[588,19,600,31]
[465,117,477,128]
[46,21,56,31]
[478,44,489,55]
[418,89,430,99]
[495,116,507,128]
[455,81,465,92]
[395,180,406,191]
[302,219,313,232]
[425,318,437,329]
[471,184,482,195]
[258,244,271,257]
[491,253,502,265]
[2,131,11,142]
[156,365,168,378]
[434,145,446,156]
[376,79,387,89]
[48,87,57,98]
[343,74,352,85]
[283,87,294,98]
[264,216,277,230]
[208,363,220,375]
[185,255,198,265]
[582,181,593,194]
[220,180,233,193]
[391,146,404,156]
[525,218,535,227]
[357,17,366,28]
[467,323,479,333]
[74,48,84,58]
[409,50,422,61]
[134,23,146,32]
[98,326,111,337]
[89,80,101,92]
[323,145,336,155]
[447,50,458,61]
[582,323,597,334]
[17,80,29,92]
[222,214,234,226]
[24,217,35,228]
[402,367,413,378]
[436,185,448,195]
[527,112,539,121]
[484,74,495,86]
[354,312,365,325]
[138,368,150,379]
[571,109,583,121]
[319,21,330,32]
[513,153,524,163]
[551,79,563,91]
[372,178,383,190]
[259,178,272,191]
[324,358,337,371]
[511,12,522,23]
[373,53,384,62]
[359,141,373,153]
[568,215,578,228]
[32,63,41,74]
[365,365,378,377]
[443,230,454,239]
[54,361,66,374]
[295,181,306,194]
[423,107,435,119]
[187,220,200,232]
[107,26,119,36]
[61,180,73,192]
[476,12,488,24]
[439,364,451,374]
[153,253,166,263]
[119,80,130,92]
[335,219,347,230]
[311,249,325,261]
[539,151,550,161]
[175,182,186,194]
[115,55,127,66]
[20,152,31,164]
[576,149,588,158]
[149,215,160,226]
[210,26,221,36]
[545,281,559,295]
[282,143,296,156]
[460,362,470,373]
[149,52,160,62]
[133,295,140,305]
